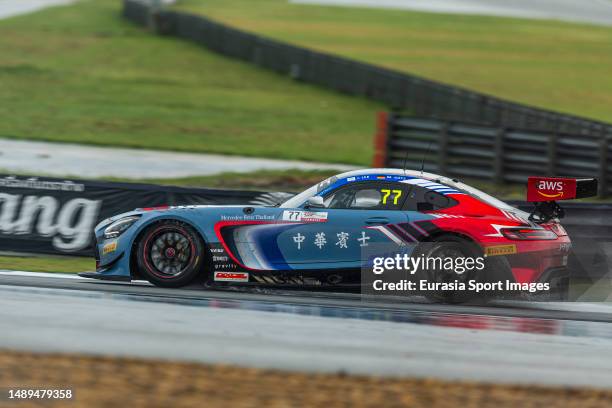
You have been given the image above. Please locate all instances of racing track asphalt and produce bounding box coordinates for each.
[3,271,612,388]
[0,0,74,20]
[0,139,355,179]
[292,0,612,26]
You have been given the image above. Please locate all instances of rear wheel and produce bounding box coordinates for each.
[414,235,484,303]
[136,220,205,288]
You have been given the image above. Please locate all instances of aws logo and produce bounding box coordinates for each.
[527,177,579,202]
[536,180,565,198]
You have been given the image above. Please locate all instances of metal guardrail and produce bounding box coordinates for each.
[122,0,612,138]
[377,113,611,197]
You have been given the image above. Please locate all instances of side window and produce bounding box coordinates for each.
[403,185,458,212]
[325,182,410,210]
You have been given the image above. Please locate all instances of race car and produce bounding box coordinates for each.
[80,168,596,301]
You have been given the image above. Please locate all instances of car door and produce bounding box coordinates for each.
[274,181,412,269]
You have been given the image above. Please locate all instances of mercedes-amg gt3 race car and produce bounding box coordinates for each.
[81,169,596,301]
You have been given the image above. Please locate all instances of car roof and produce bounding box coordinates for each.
[332,168,444,181]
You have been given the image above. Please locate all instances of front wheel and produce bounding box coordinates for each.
[136,220,205,288]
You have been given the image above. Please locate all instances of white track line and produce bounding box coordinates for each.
[0,270,84,279]
[0,270,152,284]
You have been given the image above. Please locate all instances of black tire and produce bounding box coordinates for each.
[413,235,484,304]
[136,220,205,288]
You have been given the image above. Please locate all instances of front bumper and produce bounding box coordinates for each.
[88,232,133,281]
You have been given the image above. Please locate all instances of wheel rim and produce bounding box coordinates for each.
[428,245,471,284]
[147,230,193,278]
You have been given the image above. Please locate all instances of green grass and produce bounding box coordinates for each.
[174,0,612,123]
[0,0,382,165]
[0,255,93,273]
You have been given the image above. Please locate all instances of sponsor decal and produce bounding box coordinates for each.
[282,210,328,223]
[292,231,370,250]
[293,233,305,249]
[527,177,577,202]
[0,193,101,251]
[212,255,229,262]
[485,244,517,257]
[220,214,275,221]
[314,232,327,249]
[214,272,249,282]
[102,241,118,255]
[335,231,349,249]
[215,263,237,270]
[357,231,371,247]
[0,176,85,192]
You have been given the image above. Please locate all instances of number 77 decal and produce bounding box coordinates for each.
[381,189,402,205]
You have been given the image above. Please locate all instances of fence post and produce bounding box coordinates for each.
[493,128,505,184]
[373,111,390,168]
[599,134,609,198]
[438,122,449,175]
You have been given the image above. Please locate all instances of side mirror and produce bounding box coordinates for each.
[305,196,325,209]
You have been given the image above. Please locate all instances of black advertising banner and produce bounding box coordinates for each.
[0,175,293,257]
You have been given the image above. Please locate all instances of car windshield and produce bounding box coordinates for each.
[280,175,337,208]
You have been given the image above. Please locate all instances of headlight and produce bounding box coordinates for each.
[104,216,140,239]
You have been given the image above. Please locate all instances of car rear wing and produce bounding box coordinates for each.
[526,177,598,223]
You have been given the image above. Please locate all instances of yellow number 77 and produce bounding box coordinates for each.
[381,189,402,205]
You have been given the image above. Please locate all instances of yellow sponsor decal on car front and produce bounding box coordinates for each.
[102,241,117,255]
[485,244,517,257]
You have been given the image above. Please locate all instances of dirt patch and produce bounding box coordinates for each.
[1,350,611,408]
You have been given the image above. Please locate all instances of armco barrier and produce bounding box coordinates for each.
[0,175,291,257]
[123,0,612,137]
[379,114,612,197]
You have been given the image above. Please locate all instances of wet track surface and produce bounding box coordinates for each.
[0,138,353,179]
[292,0,612,27]
[3,271,612,387]
[2,271,612,323]
[0,0,74,20]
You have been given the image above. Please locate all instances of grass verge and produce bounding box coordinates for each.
[174,0,612,123]
[2,350,612,408]
[0,0,381,165]
[0,255,93,274]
